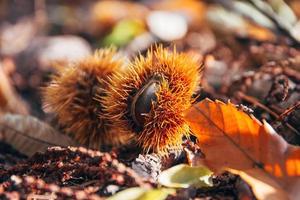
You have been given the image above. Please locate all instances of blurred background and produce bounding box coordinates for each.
[1,0,300,144]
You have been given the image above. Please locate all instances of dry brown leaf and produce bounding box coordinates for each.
[0,114,77,156]
[185,98,300,199]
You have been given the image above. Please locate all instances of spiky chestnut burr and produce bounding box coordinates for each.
[103,46,202,154]
[42,48,131,148]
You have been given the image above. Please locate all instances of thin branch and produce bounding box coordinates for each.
[237,92,300,136]
[237,91,279,118]
[278,101,300,120]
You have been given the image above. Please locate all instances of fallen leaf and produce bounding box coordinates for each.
[152,0,207,26]
[107,187,175,200]
[0,65,29,115]
[245,0,300,43]
[185,98,300,199]
[16,36,92,72]
[158,164,213,188]
[90,1,149,35]
[0,17,37,56]
[268,0,297,26]
[0,114,77,156]
[103,19,145,47]
[233,1,275,29]
[206,6,275,42]
[147,11,188,41]
[227,168,289,200]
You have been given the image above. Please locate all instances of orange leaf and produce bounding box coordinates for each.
[185,99,300,199]
[227,168,289,200]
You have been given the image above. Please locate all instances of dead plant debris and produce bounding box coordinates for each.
[0,0,300,199]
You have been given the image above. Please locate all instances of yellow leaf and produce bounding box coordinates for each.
[107,187,175,200]
[158,164,213,188]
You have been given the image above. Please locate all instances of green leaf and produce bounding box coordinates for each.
[107,187,175,200]
[102,19,145,47]
[158,164,213,188]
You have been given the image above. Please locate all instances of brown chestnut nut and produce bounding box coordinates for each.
[131,75,163,128]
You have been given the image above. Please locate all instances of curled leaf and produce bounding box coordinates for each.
[233,1,275,29]
[107,187,175,200]
[268,0,297,25]
[206,5,275,42]
[158,164,213,188]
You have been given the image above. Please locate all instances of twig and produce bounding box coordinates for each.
[278,101,300,120]
[236,91,279,118]
[237,92,300,136]
[69,180,99,189]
